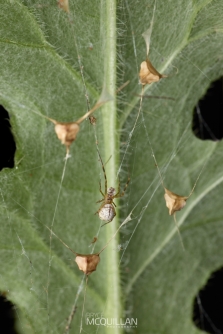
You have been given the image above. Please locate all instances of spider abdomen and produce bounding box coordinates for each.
[98,204,116,222]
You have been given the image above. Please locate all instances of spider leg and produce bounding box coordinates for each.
[115,175,130,198]
[114,177,121,197]
[96,198,104,204]
[101,217,114,227]
[101,221,110,227]
[112,201,117,207]
[97,148,107,194]
[99,180,105,197]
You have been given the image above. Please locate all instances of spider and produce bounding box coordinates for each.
[95,149,130,226]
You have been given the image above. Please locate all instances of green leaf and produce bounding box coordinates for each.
[0,0,223,333]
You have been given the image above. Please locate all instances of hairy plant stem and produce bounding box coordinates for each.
[101,0,122,333]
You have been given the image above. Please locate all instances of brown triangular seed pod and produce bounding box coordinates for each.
[58,0,69,13]
[75,254,100,276]
[44,225,100,275]
[139,58,167,85]
[46,97,110,156]
[54,122,80,151]
[164,188,188,216]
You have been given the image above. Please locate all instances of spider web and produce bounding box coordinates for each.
[0,0,223,334]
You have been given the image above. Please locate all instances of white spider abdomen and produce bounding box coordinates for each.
[98,204,116,223]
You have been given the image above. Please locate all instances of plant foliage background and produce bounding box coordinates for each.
[0,0,223,333]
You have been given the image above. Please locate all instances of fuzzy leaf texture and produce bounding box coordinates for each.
[0,0,223,333]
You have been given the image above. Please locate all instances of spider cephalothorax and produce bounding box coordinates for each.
[107,187,115,199]
[95,151,130,226]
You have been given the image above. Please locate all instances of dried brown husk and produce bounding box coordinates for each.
[164,188,188,215]
[139,58,167,85]
[75,254,100,275]
[53,121,80,152]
